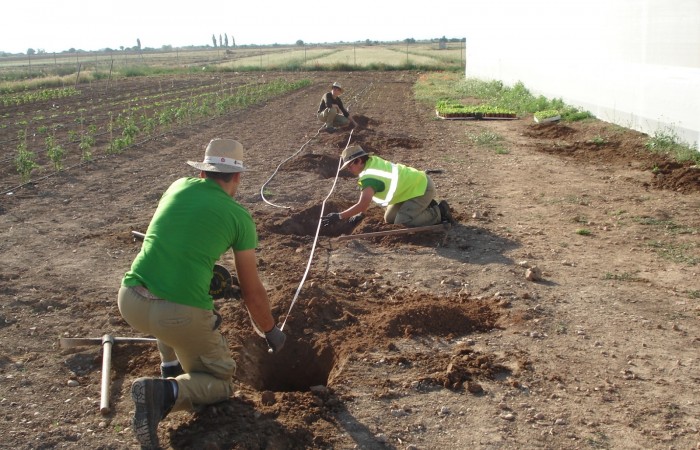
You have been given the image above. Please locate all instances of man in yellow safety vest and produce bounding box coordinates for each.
[322,145,455,227]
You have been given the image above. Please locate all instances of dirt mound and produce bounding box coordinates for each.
[650,162,700,193]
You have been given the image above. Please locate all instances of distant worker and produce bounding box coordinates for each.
[322,145,455,228]
[317,81,357,132]
[117,138,286,449]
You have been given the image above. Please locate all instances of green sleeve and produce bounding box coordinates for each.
[360,178,385,193]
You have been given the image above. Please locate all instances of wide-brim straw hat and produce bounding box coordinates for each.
[340,145,370,169]
[187,139,247,173]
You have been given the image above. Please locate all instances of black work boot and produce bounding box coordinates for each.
[131,377,176,449]
[438,200,456,225]
[160,362,184,379]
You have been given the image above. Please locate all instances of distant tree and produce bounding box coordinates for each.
[27,48,36,55]
[219,34,223,47]
[296,40,304,46]
[162,44,173,51]
[231,36,236,48]
[137,38,142,50]
[120,46,124,51]
[404,38,416,44]
[212,34,217,47]
[224,34,229,47]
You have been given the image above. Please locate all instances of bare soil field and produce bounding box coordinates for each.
[1,71,699,449]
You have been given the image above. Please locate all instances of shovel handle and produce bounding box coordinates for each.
[99,334,114,415]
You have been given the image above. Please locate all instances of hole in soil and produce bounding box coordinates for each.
[236,335,336,392]
[266,202,357,237]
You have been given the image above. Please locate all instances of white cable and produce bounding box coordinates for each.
[260,125,326,209]
[279,129,355,331]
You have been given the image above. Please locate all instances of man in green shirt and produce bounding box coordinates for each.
[118,138,285,449]
[322,145,455,228]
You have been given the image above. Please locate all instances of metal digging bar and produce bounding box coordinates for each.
[333,222,451,242]
[59,335,156,415]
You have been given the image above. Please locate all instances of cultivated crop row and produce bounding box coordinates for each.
[1,76,311,192]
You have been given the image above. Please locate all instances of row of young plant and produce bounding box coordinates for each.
[5,79,268,163]
[0,87,80,107]
[12,78,311,184]
[4,79,244,136]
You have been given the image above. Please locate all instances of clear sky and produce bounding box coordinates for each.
[1,0,470,54]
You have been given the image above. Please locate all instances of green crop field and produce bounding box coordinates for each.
[0,41,465,91]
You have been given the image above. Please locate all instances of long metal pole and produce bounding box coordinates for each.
[99,334,114,415]
[334,223,451,242]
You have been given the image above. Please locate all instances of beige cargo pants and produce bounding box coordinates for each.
[317,107,350,128]
[384,176,441,227]
[117,286,235,412]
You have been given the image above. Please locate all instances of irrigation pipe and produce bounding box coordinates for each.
[259,124,327,208]
[260,94,359,209]
[278,130,355,332]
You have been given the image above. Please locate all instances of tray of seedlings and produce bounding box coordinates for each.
[435,100,517,120]
[533,109,561,124]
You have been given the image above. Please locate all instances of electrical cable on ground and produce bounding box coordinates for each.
[259,124,326,208]
[278,130,355,332]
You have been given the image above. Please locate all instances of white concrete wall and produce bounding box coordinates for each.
[463,0,700,148]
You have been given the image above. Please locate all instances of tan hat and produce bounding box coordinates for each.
[187,139,247,173]
[332,82,343,91]
[340,145,369,169]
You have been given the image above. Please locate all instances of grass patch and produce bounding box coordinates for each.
[645,128,700,165]
[632,217,697,234]
[586,431,611,449]
[575,228,592,236]
[467,130,509,154]
[589,135,608,146]
[603,272,646,282]
[648,241,699,265]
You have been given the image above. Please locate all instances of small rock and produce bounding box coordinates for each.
[500,413,516,421]
[526,266,543,282]
[67,380,80,387]
[467,382,484,394]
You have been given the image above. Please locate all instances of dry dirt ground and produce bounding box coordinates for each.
[1,71,699,450]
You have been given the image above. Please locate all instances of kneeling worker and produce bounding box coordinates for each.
[322,145,455,228]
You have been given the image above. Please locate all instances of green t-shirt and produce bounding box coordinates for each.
[122,177,257,310]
